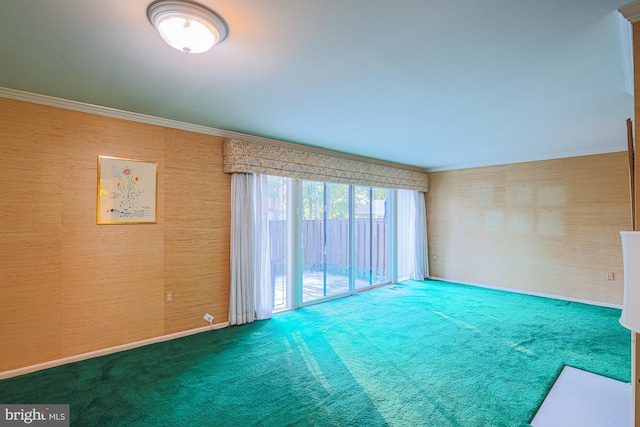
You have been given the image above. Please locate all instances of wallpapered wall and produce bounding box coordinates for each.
[0,94,632,375]
[0,97,231,373]
[427,152,631,306]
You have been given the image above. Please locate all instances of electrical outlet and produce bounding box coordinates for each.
[433,255,437,260]
[166,292,173,302]
[203,313,214,324]
[607,272,615,281]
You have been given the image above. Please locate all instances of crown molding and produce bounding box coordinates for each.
[0,86,426,173]
[620,1,640,23]
[0,86,247,138]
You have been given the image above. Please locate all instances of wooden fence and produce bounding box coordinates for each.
[269,219,388,282]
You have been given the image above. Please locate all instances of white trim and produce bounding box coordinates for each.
[298,280,394,310]
[426,149,628,172]
[0,86,229,137]
[0,86,424,173]
[620,1,640,24]
[0,321,229,380]
[427,276,623,309]
[617,10,634,96]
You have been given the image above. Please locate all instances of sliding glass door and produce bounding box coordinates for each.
[325,183,350,296]
[371,188,389,286]
[354,186,371,289]
[301,180,324,303]
[266,176,392,310]
[301,181,350,303]
[268,176,292,312]
[355,187,390,288]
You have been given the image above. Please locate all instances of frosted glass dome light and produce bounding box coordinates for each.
[147,0,228,53]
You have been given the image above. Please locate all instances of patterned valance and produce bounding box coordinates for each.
[223,139,428,192]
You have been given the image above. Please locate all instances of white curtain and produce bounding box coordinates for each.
[410,191,429,280]
[396,190,413,280]
[229,173,273,326]
[253,174,273,320]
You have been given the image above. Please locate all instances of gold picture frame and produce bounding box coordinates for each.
[97,156,158,224]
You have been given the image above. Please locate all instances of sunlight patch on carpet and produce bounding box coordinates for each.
[432,310,481,332]
[324,335,454,426]
[291,332,332,393]
[503,340,535,356]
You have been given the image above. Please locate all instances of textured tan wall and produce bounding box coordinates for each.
[0,97,230,372]
[427,152,631,305]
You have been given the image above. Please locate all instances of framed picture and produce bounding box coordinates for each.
[97,156,158,224]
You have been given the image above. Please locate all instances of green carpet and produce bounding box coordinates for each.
[0,280,631,426]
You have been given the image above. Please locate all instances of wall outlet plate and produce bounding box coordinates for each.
[203,313,214,324]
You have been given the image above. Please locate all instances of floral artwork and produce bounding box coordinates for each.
[97,156,158,224]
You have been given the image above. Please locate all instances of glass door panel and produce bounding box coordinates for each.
[325,183,350,297]
[301,181,325,303]
[354,186,390,288]
[268,176,290,312]
[354,186,371,289]
[371,188,389,285]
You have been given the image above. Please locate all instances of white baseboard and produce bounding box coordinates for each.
[428,276,623,310]
[0,321,229,380]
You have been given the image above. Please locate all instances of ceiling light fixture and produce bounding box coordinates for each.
[147,0,228,54]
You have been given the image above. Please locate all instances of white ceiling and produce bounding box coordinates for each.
[0,0,634,171]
